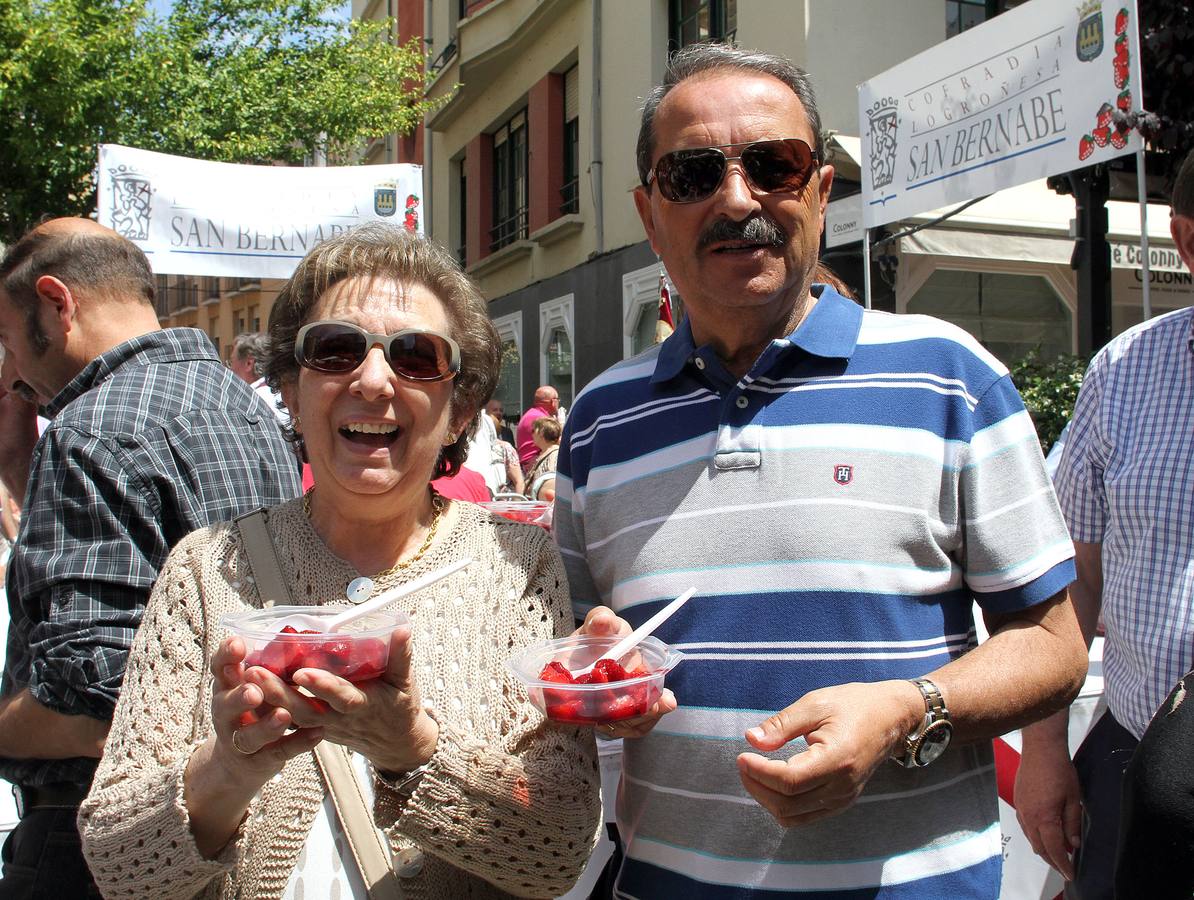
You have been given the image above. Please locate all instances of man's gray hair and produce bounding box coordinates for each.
[231,332,268,362]
[1173,149,1194,219]
[636,43,826,187]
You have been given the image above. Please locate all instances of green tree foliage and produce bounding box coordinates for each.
[1008,350,1091,454]
[0,0,440,242]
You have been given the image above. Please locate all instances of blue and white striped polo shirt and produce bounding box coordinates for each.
[554,286,1075,899]
[1055,306,1194,738]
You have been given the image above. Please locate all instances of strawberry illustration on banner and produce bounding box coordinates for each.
[655,271,675,344]
[1077,6,1135,162]
[403,194,420,232]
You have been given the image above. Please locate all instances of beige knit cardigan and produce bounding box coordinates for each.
[78,498,601,900]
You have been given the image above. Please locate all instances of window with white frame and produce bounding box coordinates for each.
[491,311,523,420]
[539,296,574,410]
[622,263,683,358]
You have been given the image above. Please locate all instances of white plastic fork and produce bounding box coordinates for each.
[270,557,472,633]
[570,587,696,678]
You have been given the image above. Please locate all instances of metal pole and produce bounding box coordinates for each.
[1136,148,1151,320]
[862,228,872,309]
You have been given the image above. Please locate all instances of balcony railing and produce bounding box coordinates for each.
[489,207,528,252]
[428,37,458,76]
[560,178,579,215]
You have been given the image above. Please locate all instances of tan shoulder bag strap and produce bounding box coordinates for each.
[233,509,289,610]
[234,509,403,900]
[313,745,404,899]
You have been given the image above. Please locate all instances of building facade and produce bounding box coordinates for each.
[317,1,1187,421]
[353,0,952,421]
[152,275,279,362]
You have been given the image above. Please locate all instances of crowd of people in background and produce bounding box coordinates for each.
[0,39,1191,900]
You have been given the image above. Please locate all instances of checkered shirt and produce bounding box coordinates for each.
[1056,307,1194,737]
[1,328,302,788]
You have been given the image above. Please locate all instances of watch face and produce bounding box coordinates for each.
[915,721,952,767]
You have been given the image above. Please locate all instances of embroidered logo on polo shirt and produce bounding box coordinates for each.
[833,464,854,485]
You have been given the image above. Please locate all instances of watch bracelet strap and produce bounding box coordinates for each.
[376,762,432,798]
[892,678,948,766]
[915,678,949,720]
[236,510,404,900]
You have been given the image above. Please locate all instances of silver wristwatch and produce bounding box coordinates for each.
[892,678,952,768]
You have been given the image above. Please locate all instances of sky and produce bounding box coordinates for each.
[145,0,352,19]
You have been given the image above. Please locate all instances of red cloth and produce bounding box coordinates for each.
[302,463,489,504]
[515,406,549,470]
[431,466,491,502]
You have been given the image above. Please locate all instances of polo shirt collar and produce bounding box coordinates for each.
[651,283,863,384]
[45,327,219,418]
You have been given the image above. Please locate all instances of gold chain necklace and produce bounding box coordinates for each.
[303,487,445,580]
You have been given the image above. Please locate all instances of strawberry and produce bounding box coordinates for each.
[349,638,389,682]
[1115,8,1128,36]
[1113,60,1128,90]
[1096,103,1114,129]
[539,661,576,684]
[1110,130,1127,149]
[313,636,354,676]
[543,689,586,722]
[583,659,630,684]
[1117,89,1132,113]
[247,629,305,680]
[1092,126,1110,148]
[1079,136,1095,160]
[599,692,649,722]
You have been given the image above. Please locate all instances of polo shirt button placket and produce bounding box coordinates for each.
[735,396,748,409]
[693,356,706,371]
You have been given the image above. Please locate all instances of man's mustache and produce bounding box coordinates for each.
[698,215,788,250]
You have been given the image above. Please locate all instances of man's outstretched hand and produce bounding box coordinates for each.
[738,680,923,827]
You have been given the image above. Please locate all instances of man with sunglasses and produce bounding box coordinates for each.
[555,43,1086,899]
[0,218,302,898]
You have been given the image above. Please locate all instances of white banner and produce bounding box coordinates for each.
[859,0,1143,229]
[96,144,423,278]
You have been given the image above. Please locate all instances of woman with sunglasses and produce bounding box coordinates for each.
[78,224,601,899]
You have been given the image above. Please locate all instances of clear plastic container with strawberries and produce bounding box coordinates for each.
[477,500,552,530]
[508,635,681,725]
[222,607,406,683]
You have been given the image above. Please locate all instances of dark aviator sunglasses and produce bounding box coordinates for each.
[646,138,822,204]
[295,319,461,382]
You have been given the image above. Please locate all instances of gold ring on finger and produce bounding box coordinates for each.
[231,729,255,755]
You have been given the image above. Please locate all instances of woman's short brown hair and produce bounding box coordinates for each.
[532,416,562,444]
[264,224,500,478]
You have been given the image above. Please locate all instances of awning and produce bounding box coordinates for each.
[826,134,862,183]
[902,227,1074,265]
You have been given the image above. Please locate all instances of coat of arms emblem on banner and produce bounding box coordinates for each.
[109,165,153,241]
[374,182,397,217]
[1076,0,1104,62]
[865,97,900,192]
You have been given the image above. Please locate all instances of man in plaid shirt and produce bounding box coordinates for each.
[0,218,302,898]
[1015,152,1194,899]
